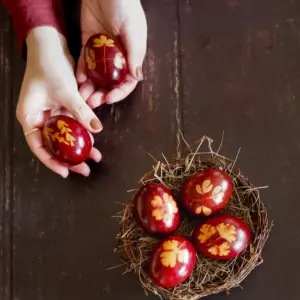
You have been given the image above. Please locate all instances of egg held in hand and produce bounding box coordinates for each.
[134,184,180,234]
[147,235,196,288]
[192,215,251,260]
[182,168,233,217]
[42,115,92,166]
[84,33,128,90]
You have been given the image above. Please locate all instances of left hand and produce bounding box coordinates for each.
[18,27,103,178]
[76,0,147,108]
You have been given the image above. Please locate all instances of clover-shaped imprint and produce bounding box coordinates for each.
[208,242,231,256]
[93,35,114,48]
[198,223,237,257]
[160,240,189,268]
[151,193,178,222]
[192,179,224,215]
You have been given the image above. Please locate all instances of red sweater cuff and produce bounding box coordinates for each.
[2,1,66,55]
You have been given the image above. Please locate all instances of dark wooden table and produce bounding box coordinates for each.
[1,0,300,299]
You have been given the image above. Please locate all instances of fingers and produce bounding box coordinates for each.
[79,80,106,109]
[24,129,70,178]
[17,106,70,178]
[76,48,88,84]
[78,74,135,107]
[121,10,147,81]
[68,147,102,176]
[89,147,102,162]
[87,132,102,162]
[18,100,102,178]
[68,51,103,133]
[61,92,103,134]
[69,162,90,177]
[79,79,96,101]
[24,129,102,178]
[105,75,138,104]
[87,91,106,108]
[122,31,146,81]
[65,147,102,176]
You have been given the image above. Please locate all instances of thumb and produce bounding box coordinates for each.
[121,22,147,81]
[61,92,103,133]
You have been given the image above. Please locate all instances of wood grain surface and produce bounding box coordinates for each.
[1,0,300,299]
[0,6,13,300]
[179,1,300,299]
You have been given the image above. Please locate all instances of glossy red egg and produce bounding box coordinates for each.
[42,115,92,166]
[192,215,251,260]
[182,168,233,216]
[148,235,196,288]
[84,33,128,90]
[134,184,180,234]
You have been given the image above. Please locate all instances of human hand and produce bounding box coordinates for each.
[76,0,147,108]
[17,26,103,178]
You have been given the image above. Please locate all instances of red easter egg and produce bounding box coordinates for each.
[192,215,251,260]
[134,184,180,234]
[182,168,233,216]
[42,115,92,166]
[148,235,196,288]
[84,33,128,90]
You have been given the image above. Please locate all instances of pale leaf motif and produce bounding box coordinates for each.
[160,240,188,268]
[198,224,217,244]
[216,223,237,243]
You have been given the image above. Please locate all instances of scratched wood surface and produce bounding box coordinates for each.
[0,5,13,300]
[179,1,300,300]
[1,0,300,299]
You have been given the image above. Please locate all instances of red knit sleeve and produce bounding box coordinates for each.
[2,0,66,54]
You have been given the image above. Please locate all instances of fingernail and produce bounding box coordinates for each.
[90,118,103,131]
[96,153,102,162]
[136,66,143,81]
[105,94,115,105]
[61,170,69,178]
[77,73,88,84]
[84,170,91,177]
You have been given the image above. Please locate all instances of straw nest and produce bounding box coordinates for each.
[114,136,272,299]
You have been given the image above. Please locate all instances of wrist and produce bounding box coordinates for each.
[26,26,69,60]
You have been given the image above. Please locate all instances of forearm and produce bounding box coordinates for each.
[2,0,66,55]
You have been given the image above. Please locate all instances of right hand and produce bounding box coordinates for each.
[17,26,103,178]
[76,0,147,108]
